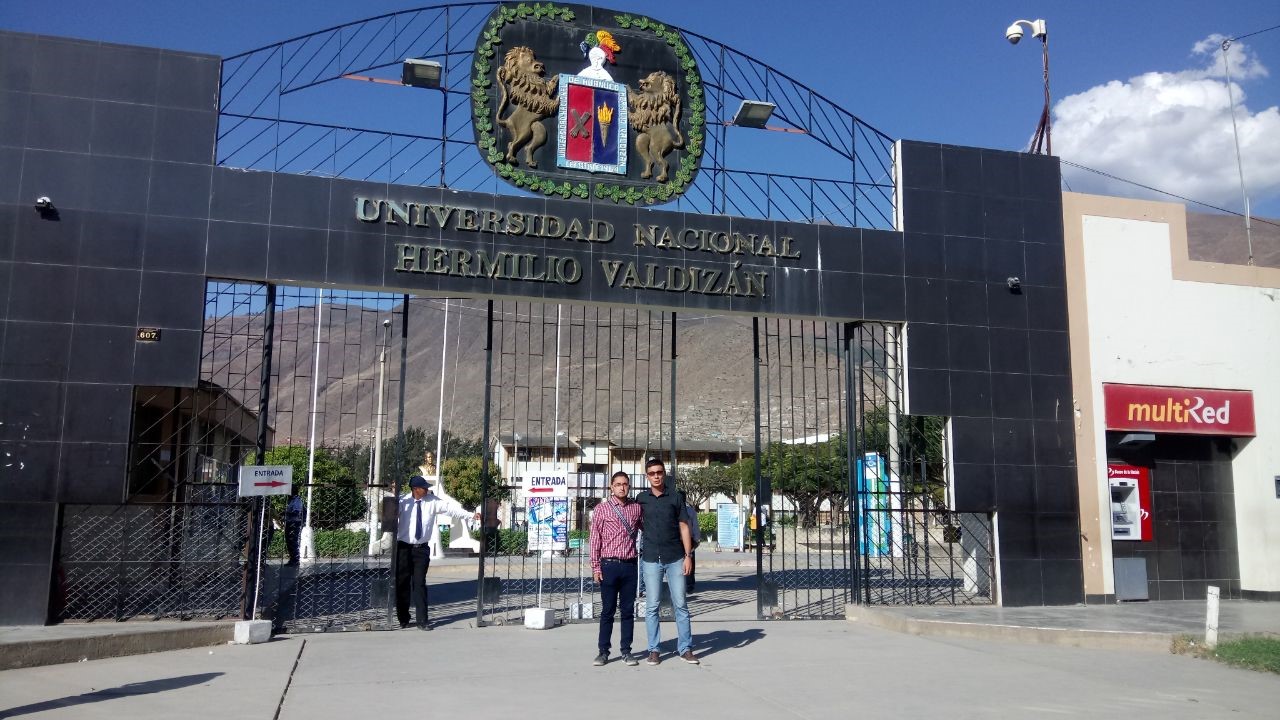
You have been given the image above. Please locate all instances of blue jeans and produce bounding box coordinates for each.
[641,558,692,654]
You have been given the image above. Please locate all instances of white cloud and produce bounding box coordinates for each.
[1053,35,1280,211]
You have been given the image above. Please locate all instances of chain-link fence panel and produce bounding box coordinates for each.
[259,481,396,632]
[58,499,252,621]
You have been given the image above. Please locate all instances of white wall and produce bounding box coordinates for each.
[1080,214,1280,592]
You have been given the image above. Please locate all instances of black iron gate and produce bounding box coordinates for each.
[476,302,675,625]
[746,319,996,620]
[846,322,996,607]
[56,284,994,627]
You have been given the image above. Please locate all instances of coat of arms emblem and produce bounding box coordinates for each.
[474,4,704,205]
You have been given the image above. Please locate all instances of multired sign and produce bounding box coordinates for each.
[1107,464,1152,542]
[1102,383,1255,437]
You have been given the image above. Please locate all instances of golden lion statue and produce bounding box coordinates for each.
[495,46,560,168]
[628,71,683,182]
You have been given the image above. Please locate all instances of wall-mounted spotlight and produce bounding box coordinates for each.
[402,58,443,89]
[1006,276,1022,293]
[731,100,776,129]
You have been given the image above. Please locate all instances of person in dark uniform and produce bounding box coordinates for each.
[284,492,305,566]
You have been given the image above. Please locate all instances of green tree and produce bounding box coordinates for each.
[378,427,488,490]
[854,407,947,506]
[439,455,508,510]
[680,463,738,508]
[264,445,363,528]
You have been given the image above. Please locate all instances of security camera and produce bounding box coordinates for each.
[1005,23,1024,44]
[34,196,53,210]
[383,319,392,327]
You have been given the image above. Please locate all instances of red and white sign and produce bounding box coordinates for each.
[237,465,293,497]
[1107,464,1152,542]
[521,472,569,497]
[1103,383,1255,437]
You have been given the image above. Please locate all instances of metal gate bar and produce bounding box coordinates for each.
[754,318,849,619]
[478,303,674,625]
[848,322,995,606]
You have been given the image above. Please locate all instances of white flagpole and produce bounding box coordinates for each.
[301,289,324,562]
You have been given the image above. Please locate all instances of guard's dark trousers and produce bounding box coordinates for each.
[395,541,431,627]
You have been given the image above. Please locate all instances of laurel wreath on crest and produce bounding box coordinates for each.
[472,3,705,205]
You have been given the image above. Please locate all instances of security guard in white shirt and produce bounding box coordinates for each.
[395,476,478,629]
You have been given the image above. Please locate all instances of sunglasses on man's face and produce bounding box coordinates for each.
[646,470,664,476]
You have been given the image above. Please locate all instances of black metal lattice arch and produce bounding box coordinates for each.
[216,1,896,228]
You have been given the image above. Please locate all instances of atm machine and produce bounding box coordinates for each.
[1109,477,1141,540]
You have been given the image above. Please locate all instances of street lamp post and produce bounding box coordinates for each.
[1005,18,1051,155]
[512,432,521,487]
[368,319,393,555]
[737,437,744,552]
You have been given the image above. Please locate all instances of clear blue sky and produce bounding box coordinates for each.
[4,1,1278,215]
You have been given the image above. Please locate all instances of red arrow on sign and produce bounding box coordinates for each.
[528,487,554,493]
[254,480,288,488]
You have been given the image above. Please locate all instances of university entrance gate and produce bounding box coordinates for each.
[45,0,1083,628]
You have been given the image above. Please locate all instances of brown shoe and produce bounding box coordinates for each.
[680,650,699,665]
[645,651,660,665]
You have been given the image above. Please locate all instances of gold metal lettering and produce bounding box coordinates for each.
[541,215,564,238]
[600,260,623,286]
[356,197,381,222]
[430,205,455,228]
[667,265,690,291]
[558,257,583,283]
[451,248,473,276]
[506,212,526,235]
[708,231,731,254]
[523,253,546,281]
[701,268,722,293]
[592,220,615,243]
[642,263,666,290]
[479,210,502,234]
[656,226,676,249]
[386,201,412,225]
[394,243,420,272]
[563,218,586,241]
[634,224,658,247]
[620,262,642,288]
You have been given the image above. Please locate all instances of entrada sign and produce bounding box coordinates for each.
[473,3,704,205]
[1103,383,1256,437]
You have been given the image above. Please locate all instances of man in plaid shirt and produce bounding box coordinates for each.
[590,470,643,666]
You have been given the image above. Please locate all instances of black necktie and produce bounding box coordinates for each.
[414,500,423,542]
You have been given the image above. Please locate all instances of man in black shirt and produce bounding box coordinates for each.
[634,456,698,665]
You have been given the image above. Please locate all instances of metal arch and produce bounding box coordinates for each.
[216,1,897,228]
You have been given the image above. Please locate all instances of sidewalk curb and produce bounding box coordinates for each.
[1,624,235,671]
[845,605,1174,653]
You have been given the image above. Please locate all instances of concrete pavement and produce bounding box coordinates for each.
[3,609,1279,719]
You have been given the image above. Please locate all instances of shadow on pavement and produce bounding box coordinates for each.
[0,673,223,718]
[692,628,765,658]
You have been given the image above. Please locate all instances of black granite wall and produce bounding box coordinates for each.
[896,141,1081,606]
[1109,435,1240,601]
[0,31,219,623]
[0,30,1081,622]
